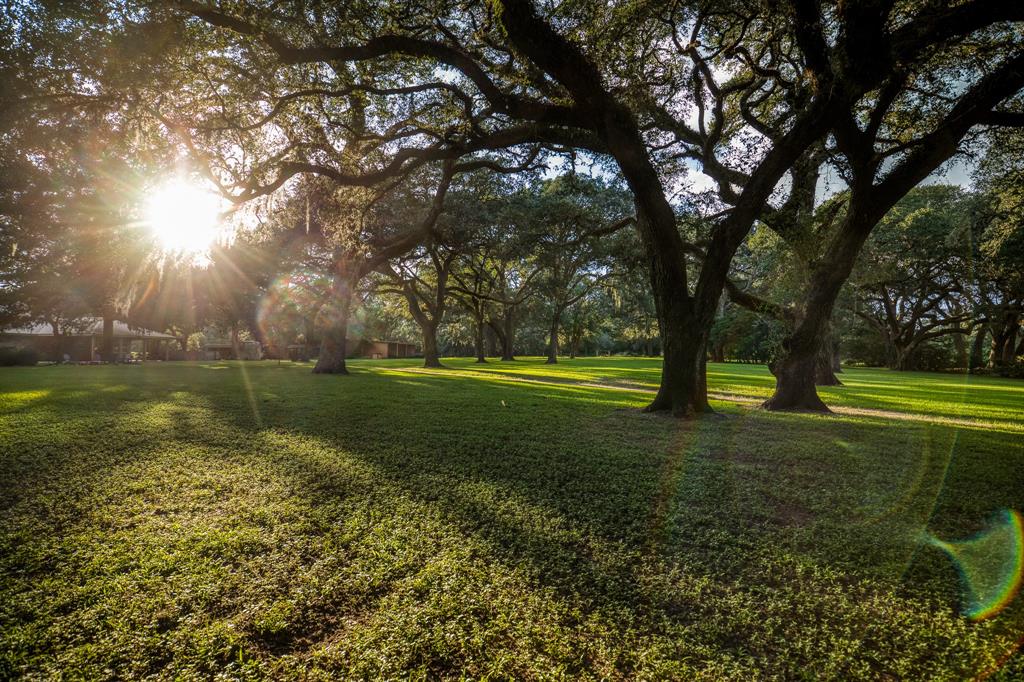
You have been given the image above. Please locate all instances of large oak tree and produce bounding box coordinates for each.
[13,0,1024,414]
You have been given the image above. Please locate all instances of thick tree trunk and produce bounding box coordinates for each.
[405,296,445,369]
[313,321,349,374]
[422,323,444,368]
[763,287,834,412]
[313,272,352,375]
[764,206,887,412]
[894,346,915,371]
[881,335,898,369]
[247,312,267,353]
[644,295,711,416]
[989,331,1006,367]
[1003,322,1019,364]
[474,318,486,363]
[970,326,987,370]
[545,307,562,364]
[814,326,843,386]
[500,311,515,361]
[50,320,63,362]
[626,202,713,416]
[101,309,115,362]
[989,311,1019,367]
[765,351,829,411]
[815,345,842,384]
[710,341,725,363]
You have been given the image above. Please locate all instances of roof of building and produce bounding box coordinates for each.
[0,318,179,340]
[204,340,261,349]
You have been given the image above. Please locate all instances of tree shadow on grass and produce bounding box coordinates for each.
[201,364,1024,578]
[4,363,1022,678]
[189,366,1021,667]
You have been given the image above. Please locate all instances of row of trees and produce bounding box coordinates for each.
[715,180,1024,375]
[256,170,645,371]
[5,156,1017,376]
[2,0,1023,415]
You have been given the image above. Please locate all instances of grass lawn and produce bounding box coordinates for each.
[1,357,1022,679]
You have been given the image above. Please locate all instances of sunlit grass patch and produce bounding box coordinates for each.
[1,359,1022,679]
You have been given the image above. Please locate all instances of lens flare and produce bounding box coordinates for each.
[257,271,329,350]
[926,509,1024,620]
[257,270,378,356]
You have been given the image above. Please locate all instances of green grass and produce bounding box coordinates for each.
[1,357,1022,679]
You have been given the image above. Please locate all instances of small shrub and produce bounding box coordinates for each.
[913,340,955,372]
[990,360,1024,379]
[0,346,39,366]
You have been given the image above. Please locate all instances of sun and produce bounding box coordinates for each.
[144,180,223,256]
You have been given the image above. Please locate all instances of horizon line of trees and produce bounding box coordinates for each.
[1,1,1023,413]
[5,166,1020,378]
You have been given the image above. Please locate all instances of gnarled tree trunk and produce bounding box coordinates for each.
[814,325,843,386]
[626,191,711,416]
[764,197,889,412]
[421,322,443,368]
[987,306,1020,369]
[766,349,828,411]
[894,346,916,371]
[643,291,711,416]
[404,295,446,369]
[1002,321,1019,364]
[952,331,968,369]
[763,280,836,412]
[313,271,353,375]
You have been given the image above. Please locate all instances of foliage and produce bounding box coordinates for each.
[709,305,784,363]
[185,332,205,353]
[0,346,39,366]
[850,185,979,371]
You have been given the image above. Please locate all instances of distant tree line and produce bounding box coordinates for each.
[1,1,1022,413]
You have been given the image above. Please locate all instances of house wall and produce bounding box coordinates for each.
[388,342,417,358]
[202,341,262,361]
[0,334,176,361]
[344,339,417,359]
[0,334,94,361]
